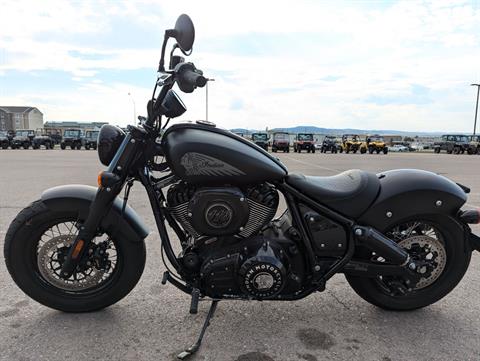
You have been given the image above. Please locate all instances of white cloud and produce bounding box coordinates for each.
[0,0,479,132]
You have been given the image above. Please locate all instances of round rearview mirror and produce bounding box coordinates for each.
[174,14,195,52]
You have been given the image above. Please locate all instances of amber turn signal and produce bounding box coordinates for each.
[71,239,85,259]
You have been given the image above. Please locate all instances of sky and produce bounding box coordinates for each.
[0,0,479,132]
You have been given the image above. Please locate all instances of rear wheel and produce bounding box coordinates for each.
[383,147,388,154]
[60,143,66,150]
[23,142,30,149]
[4,201,146,312]
[434,147,440,154]
[346,215,471,310]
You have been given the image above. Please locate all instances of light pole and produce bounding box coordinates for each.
[472,84,480,135]
[128,92,136,123]
[206,78,215,121]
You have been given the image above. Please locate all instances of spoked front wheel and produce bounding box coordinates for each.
[4,200,146,312]
[346,215,471,310]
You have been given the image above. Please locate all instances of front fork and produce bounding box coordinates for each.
[60,133,139,278]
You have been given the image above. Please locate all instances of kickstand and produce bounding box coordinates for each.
[177,300,219,360]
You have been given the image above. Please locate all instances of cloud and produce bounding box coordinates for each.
[0,0,479,132]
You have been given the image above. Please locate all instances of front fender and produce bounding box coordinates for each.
[41,184,149,242]
[358,169,468,231]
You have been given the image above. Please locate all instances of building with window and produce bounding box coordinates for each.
[0,106,44,131]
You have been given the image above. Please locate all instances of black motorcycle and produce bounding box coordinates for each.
[4,14,480,359]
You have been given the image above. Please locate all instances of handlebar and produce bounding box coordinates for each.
[175,62,206,93]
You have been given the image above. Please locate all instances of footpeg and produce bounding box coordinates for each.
[161,271,169,285]
[189,288,200,314]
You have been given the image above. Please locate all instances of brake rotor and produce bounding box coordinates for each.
[398,235,447,290]
[37,235,106,291]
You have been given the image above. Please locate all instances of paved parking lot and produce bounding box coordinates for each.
[1,149,480,361]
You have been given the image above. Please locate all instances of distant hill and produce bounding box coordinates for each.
[230,125,445,137]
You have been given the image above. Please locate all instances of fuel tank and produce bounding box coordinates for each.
[162,122,287,185]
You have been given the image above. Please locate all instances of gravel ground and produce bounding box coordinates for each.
[1,149,479,361]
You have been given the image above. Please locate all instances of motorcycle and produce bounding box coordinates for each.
[4,14,480,359]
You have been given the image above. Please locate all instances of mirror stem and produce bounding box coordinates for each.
[158,30,176,72]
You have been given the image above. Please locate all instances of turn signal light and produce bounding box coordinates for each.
[97,172,104,187]
[71,239,85,259]
[459,209,480,224]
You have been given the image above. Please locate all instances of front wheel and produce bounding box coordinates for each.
[346,215,471,311]
[4,200,146,312]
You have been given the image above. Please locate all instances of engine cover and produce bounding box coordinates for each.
[189,188,248,236]
[238,241,286,298]
[199,235,304,300]
[167,182,278,239]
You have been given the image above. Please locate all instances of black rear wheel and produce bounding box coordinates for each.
[346,215,471,310]
[4,201,146,312]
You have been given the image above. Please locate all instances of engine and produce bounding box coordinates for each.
[197,225,306,300]
[167,182,279,239]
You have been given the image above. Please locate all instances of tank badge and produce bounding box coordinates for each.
[180,152,245,176]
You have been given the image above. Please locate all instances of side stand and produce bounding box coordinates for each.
[177,300,219,360]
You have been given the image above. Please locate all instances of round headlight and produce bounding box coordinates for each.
[98,125,125,166]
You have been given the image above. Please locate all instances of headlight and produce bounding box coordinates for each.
[98,125,125,166]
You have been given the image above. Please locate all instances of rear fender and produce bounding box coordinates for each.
[41,184,149,243]
[358,169,468,231]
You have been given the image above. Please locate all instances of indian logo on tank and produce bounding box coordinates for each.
[180,152,245,176]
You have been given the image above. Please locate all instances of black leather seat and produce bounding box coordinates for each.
[286,169,380,218]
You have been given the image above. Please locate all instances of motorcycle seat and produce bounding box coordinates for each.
[286,169,380,219]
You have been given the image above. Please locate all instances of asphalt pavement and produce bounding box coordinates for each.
[1,149,479,361]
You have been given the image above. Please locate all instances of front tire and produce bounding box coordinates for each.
[346,215,471,311]
[4,200,146,312]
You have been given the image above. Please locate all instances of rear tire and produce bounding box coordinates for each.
[4,200,146,312]
[346,215,471,311]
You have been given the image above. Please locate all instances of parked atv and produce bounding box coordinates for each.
[32,129,55,149]
[339,134,362,153]
[271,132,290,152]
[61,129,83,150]
[320,135,338,153]
[45,128,63,145]
[251,133,269,151]
[361,135,388,154]
[467,135,480,155]
[293,133,315,153]
[0,131,10,149]
[82,130,99,150]
[433,135,470,154]
[11,129,35,149]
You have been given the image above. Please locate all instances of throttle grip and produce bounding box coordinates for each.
[175,62,207,93]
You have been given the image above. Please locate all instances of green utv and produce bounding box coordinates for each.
[61,129,83,150]
[82,130,99,150]
[251,133,269,151]
[433,135,470,154]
